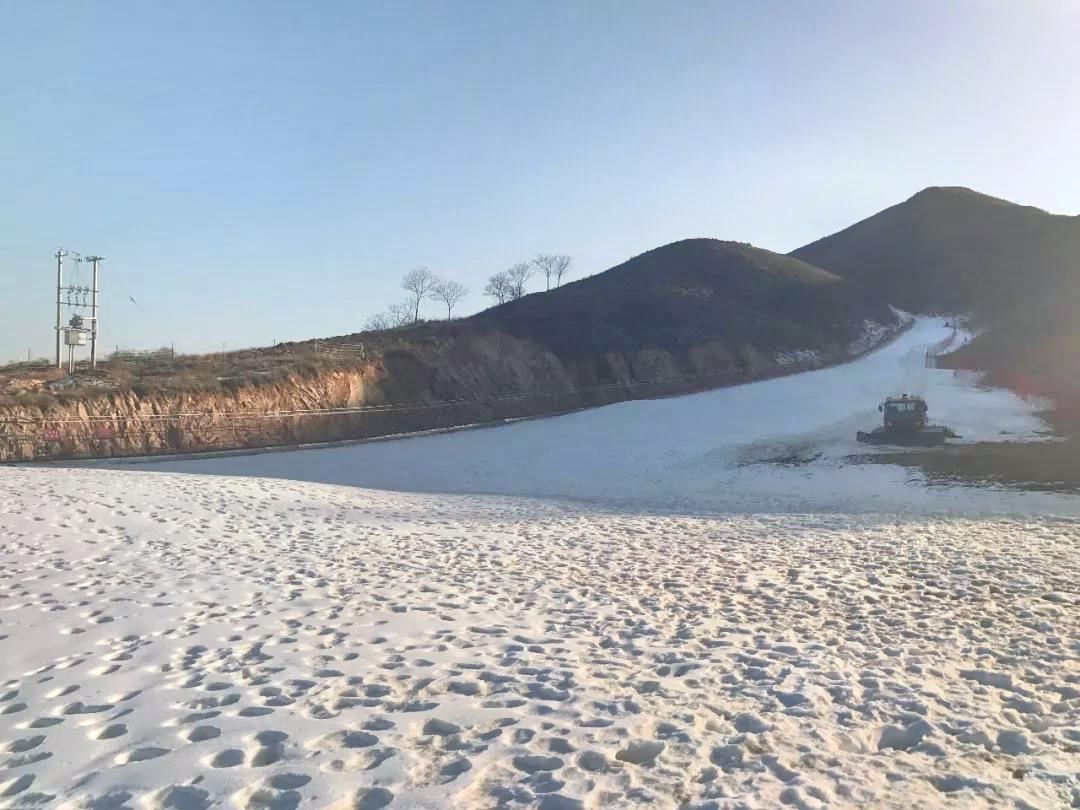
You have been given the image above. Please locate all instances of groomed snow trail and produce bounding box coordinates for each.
[139,319,1055,516]
[0,469,1077,808]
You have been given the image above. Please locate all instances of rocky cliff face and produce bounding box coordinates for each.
[0,325,898,463]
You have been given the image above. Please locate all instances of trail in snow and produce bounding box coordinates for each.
[138,318,1059,515]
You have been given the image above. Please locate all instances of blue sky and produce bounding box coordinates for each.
[2,0,1078,361]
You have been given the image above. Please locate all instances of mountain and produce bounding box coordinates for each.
[792,187,1080,390]
[792,186,1080,317]
[470,238,895,358]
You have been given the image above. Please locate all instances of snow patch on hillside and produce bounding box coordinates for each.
[847,317,901,356]
[773,348,821,367]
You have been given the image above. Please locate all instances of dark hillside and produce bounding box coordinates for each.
[792,186,1080,319]
[469,239,895,358]
[792,187,1080,390]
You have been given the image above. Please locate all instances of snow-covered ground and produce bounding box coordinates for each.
[143,318,1059,516]
[2,319,1078,809]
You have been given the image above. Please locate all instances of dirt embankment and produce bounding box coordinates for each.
[0,330,890,463]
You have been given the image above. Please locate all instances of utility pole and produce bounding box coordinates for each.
[86,256,103,368]
[55,249,67,368]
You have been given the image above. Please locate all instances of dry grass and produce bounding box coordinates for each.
[0,318,461,409]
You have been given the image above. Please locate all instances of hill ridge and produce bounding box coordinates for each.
[468,237,887,358]
[791,185,1080,388]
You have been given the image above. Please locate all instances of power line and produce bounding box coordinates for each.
[54,248,102,370]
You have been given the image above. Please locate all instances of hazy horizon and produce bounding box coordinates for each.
[3,0,1079,362]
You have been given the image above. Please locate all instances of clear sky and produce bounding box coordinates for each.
[2,0,1078,362]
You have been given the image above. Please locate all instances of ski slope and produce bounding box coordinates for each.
[3,318,1078,809]
[144,318,1054,515]
[0,469,1075,809]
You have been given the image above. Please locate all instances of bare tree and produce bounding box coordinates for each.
[364,302,413,330]
[505,262,535,300]
[401,266,437,323]
[432,279,469,320]
[532,254,573,291]
[484,271,513,304]
[533,254,555,291]
[388,301,414,327]
[364,312,392,331]
[551,254,572,287]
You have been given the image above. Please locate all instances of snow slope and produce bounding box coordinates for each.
[141,319,1058,516]
[1,469,1077,809]
[3,318,1078,809]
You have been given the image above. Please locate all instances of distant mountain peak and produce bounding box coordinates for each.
[791,185,1080,317]
[907,186,1038,212]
